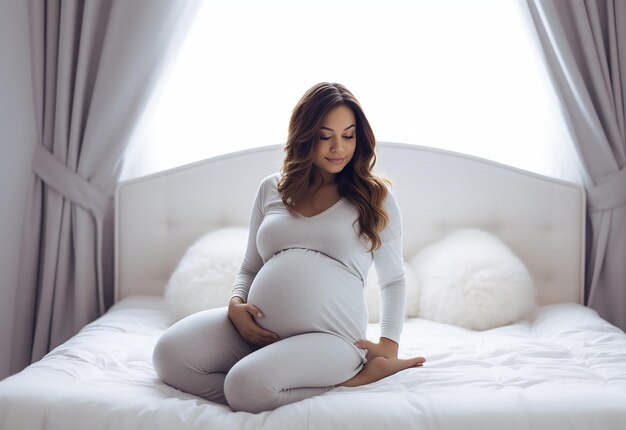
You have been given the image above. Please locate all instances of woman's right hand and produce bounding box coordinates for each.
[227,297,280,347]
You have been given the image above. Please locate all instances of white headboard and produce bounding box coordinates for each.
[114,142,586,305]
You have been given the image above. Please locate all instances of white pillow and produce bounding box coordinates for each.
[409,228,536,330]
[365,262,420,323]
[165,227,248,321]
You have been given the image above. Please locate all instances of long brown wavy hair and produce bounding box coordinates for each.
[277,82,392,253]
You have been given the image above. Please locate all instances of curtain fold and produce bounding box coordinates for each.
[527,0,626,331]
[9,0,201,376]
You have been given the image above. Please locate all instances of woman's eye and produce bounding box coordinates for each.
[320,136,332,140]
[343,135,355,139]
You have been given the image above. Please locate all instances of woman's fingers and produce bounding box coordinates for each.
[355,340,378,359]
[356,338,426,364]
[243,320,279,346]
[355,340,375,349]
[244,331,274,346]
[245,305,264,318]
[355,340,391,361]
[248,316,279,340]
[231,303,278,346]
[248,336,273,347]
[246,336,269,347]
[256,328,279,342]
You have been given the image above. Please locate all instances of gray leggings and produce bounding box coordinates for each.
[152,306,365,413]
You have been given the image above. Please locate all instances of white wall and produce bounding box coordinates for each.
[0,0,37,380]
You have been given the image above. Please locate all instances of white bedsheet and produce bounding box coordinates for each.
[1,296,625,430]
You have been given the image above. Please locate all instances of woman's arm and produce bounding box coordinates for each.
[230,180,266,302]
[338,235,424,388]
[339,191,425,387]
[228,177,280,346]
[373,190,407,344]
[373,233,407,344]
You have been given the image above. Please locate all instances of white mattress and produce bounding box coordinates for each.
[1,296,626,430]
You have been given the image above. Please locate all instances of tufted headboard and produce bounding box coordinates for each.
[114,142,586,305]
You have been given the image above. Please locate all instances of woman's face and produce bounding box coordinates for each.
[312,104,357,184]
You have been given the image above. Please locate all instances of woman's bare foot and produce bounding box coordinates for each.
[338,356,423,388]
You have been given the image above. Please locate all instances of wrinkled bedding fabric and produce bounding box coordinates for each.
[1,296,625,430]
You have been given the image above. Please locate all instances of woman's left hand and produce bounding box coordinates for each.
[335,337,424,387]
[355,337,425,366]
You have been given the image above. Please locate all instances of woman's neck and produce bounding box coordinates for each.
[310,170,337,188]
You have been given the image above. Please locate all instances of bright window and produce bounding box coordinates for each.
[121,0,583,184]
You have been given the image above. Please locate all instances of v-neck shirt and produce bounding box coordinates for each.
[231,172,407,343]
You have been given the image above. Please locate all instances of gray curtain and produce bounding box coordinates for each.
[527,0,626,331]
[9,0,200,376]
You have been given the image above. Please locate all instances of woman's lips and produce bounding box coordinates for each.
[326,157,346,164]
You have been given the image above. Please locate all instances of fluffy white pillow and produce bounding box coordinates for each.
[365,262,420,323]
[410,228,536,330]
[165,227,248,321]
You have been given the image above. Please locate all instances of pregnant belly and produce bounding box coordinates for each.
[246,248,367,341]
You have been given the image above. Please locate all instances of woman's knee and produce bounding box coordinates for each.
[152,330,182,385]
[224,360,276,413]
[153,308,233,378]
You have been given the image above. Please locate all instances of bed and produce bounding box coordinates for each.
[2,141,626,430]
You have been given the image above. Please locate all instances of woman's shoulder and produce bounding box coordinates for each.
[259,171,281,188]
[256,172,282,198]
[381,184,400,211]
[380,186,402,240]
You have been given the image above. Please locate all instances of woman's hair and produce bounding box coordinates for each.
[277,82,392,253]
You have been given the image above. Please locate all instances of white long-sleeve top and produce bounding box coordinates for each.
[230,172,407,344]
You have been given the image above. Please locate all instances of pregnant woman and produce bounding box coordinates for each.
[152,82,425,413]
